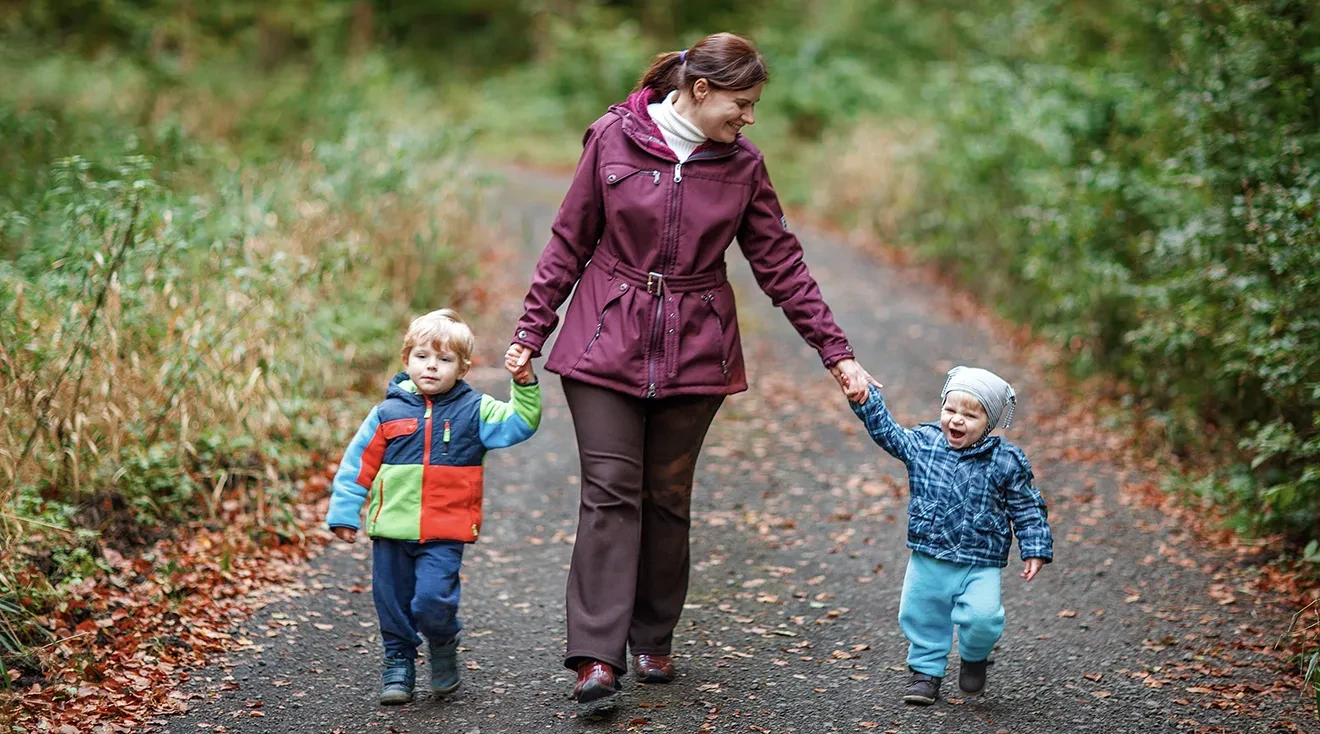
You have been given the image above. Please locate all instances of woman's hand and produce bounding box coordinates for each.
[830,358,881,403]
[505,343,533,374]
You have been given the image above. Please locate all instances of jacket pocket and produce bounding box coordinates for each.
[969,509,1010,557]
[907,496,942,545]
[582,284,629,357]
[701,291,729,381]
[603,165,663,188]
[381,418,418,439]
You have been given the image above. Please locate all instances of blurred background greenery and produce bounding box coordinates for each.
[1,0,1316,683]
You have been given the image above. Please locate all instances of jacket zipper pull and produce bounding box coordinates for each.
[443,420,451,454]
[652,170,661,184]
[673,163,682,183]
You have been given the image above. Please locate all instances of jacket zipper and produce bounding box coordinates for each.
[627,144,733,398]
[606,169,663,186]
[423,397,433,465]
[371,481,386,527]
[443,419,451,455]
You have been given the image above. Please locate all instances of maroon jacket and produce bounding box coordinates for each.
[512,88,855,398]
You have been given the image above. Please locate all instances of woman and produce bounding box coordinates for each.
[506,32,879,702]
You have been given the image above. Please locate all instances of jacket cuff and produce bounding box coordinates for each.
[512,326,546,357]
[820,343,856,369]
[1021,546,1053,563]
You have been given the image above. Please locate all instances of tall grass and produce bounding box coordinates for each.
[0,47,495,676]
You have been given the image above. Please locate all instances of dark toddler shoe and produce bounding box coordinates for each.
[573,660,621,703]
[903,669,942,705]
[633,654,676,683]
[959,658,992,695]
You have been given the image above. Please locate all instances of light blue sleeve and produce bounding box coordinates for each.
[326,406,382,530]
[478,381,542,449]
[850,385,919,463]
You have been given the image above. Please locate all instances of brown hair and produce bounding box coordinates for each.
[634,32,769,95]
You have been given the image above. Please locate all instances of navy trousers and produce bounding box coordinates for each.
[372,538,465,660]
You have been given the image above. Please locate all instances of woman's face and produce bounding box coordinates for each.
[686,81,763,143]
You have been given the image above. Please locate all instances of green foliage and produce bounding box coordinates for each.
[902,0,1320,542]
[0,42,489,549]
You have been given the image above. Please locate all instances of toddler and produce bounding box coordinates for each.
[850,366,1052,704]
[326,309,540,704]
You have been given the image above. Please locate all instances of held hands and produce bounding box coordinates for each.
[505,343,536,385]
[332,527,357,544]
[1021,558,1045,582]
[831,358,882,403]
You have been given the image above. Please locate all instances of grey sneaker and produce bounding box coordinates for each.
[379,657,415,705]
[429,637,461,696]
[959,658,992,695]
[903,669,942,705]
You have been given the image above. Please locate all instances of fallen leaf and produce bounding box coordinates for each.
[1059,610,1078,618]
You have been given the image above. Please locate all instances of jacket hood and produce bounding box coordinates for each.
[609,87,742,160]
[386,371,473,406]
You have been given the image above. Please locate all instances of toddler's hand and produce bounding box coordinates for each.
[1021,558,1044,581]
[332,526,357,544]
[506,344,536,384]
[511,360,536,385]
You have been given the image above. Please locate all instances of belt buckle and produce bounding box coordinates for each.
[646,272,664,295]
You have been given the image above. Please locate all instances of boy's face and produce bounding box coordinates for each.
[405,341,467,396]
[940,391,989,449]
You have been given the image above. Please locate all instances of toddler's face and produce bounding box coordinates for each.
[940,391,988,449]
[405,341,467,396]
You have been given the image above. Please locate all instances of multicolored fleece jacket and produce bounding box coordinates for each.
[326,372,541,543]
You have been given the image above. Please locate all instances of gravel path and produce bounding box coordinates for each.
[163,168,1313,734]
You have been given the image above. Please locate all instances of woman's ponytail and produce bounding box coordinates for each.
[634,50,686,94]
[633,33,768,96]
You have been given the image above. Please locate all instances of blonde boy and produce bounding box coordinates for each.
[326,309,540,704]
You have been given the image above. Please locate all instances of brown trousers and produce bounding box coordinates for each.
[561,377,724,673]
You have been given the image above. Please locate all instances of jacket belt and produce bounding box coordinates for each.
[592,251,727,295]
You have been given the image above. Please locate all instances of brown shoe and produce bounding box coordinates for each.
[573,660,620,702]
[633,654,676,683]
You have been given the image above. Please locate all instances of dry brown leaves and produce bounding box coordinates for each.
[3,467,338,733]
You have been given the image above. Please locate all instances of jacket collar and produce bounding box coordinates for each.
[610,88,742,162]
[385,371,473,407]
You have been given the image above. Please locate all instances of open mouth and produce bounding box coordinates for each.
[948,428,966,442]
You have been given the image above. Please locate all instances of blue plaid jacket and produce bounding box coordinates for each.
[851,386,1053,568]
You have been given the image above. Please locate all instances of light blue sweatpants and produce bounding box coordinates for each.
[899,552,1005,677]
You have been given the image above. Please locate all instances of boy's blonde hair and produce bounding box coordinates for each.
[401,309,475,365]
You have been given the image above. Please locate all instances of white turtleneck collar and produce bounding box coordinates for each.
[648,90,707,162]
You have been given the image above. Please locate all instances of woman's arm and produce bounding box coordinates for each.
[736,157,855,368]
[511,125,608,356]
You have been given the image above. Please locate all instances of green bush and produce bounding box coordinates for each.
[904,1,1320,541]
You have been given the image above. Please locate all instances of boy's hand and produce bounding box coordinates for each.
[505,343,532,372]
[1021,558,1044,581]
[332,527,357,544]
[831,358,881,403]
[512,363,536,385]
[506,346,536,385]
